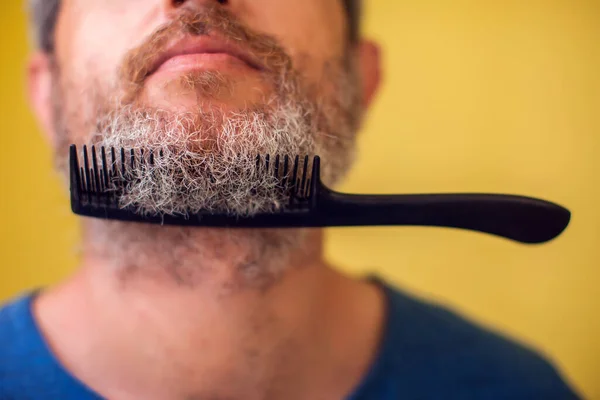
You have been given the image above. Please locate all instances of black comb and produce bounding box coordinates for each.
[70,145,571,244]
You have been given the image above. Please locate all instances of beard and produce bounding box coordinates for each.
[50,5,362,285]
[53,5,362,218]
[91,99,317,217]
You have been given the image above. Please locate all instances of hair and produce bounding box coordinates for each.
[26,0,361,53]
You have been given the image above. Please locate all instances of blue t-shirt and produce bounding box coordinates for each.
[0,282,581,400]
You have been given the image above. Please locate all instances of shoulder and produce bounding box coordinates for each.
[0,292,102,400]
[0,293,46,391]
[378,284,581,399]
[0,292,38,355]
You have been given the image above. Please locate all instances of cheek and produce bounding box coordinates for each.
[245,0,346,85]
[57,3,153,88]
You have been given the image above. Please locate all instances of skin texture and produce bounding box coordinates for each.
[27,0,383,399]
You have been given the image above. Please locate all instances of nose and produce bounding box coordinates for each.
[166,0,229,11]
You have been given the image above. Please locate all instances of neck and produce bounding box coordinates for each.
[35,220,385,400]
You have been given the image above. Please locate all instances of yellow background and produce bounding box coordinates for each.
[0,1,598,398]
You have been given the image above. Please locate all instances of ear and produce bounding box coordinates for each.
[27,52,57,147]
[356,39,382,109]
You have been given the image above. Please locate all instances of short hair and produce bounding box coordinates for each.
[26,0,361,53]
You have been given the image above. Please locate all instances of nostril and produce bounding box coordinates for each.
[216,0,228,4]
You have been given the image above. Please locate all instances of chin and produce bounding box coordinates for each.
[137,70,271,111]
[137,94,236,113]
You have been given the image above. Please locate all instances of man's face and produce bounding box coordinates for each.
[34,0,379,216]
[55,0,348,110]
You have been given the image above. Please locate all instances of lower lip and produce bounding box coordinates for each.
[153,53,256,75]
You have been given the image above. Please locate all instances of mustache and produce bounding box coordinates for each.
[120,5,293,87]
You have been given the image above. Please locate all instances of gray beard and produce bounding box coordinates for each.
[92,101,317,217]
[55,69,360,218]
[53,60,361,287]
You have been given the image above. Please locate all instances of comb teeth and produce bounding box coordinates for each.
[70,145,320,205]
[255,152,316,201]
[101,147,109,190]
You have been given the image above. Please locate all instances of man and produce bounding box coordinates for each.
[0,0,580,399]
